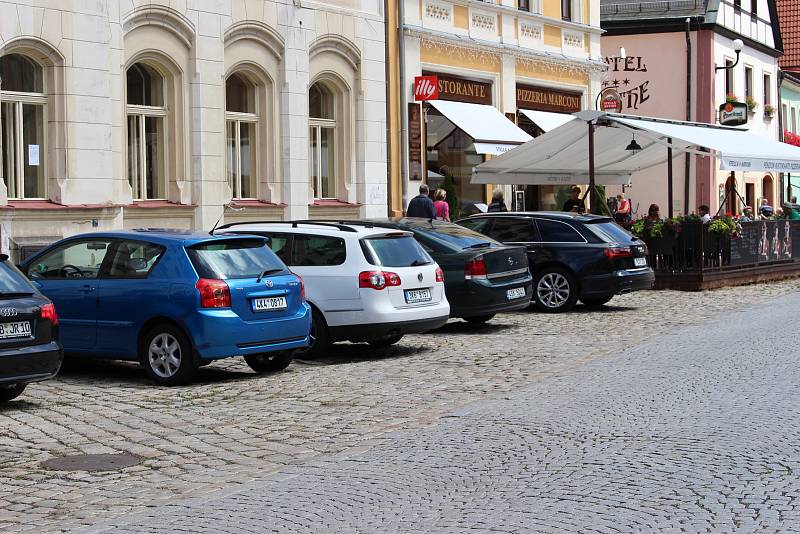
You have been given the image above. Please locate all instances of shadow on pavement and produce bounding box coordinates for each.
[430,321,514,335]
[295,342,431,366]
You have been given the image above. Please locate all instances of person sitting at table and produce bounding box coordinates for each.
[614,193,631,224]
[784,203,800,220]
[760,198,774,218]
[645,203,661,222]
[739,206,754,222]
[698,205,712,223]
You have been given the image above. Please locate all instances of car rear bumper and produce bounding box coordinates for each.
[330,314,450,342]
[580,267,655,298]
[0,341,63,385]
[448,276,533,318]
[189,303,312,360]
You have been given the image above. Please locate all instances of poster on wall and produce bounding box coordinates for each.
[408,103,423,182]
[730,221,800,265]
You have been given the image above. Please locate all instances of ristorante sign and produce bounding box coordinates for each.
[516,84,582,113]
[419,72,493,105]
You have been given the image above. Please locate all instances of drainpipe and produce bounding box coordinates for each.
[684,18,692,214]
[398,0,409,211]
[778,70,786,205]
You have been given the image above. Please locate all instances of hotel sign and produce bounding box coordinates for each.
[421,72,493,105]
[516,84,582,113]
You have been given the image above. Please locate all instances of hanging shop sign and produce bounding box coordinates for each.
[718,102,748,127]
[597,88,623,113]
[517,84,582,113]
[421,72,493,105]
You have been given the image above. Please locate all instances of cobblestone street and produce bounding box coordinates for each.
[0,280,798,532]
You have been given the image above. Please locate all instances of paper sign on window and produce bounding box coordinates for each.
[28,145,40,166]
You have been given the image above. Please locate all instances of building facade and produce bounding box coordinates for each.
[0,0,387,259]
[385,0,606,216]
[778,0,800,202]
[601,0,783,217]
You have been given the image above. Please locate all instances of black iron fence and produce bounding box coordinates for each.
[642,221,800,274]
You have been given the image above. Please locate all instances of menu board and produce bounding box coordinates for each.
[730,221,799,266]
[408,103,423,182]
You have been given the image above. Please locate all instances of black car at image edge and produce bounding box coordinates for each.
[0,254,63,403]
[457,212,655,313]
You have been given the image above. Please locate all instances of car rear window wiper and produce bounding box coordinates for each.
[256,268,284,283]
[409,259,431,266]
[464,243,491,249]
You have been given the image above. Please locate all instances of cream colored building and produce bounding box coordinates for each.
[386,0,606,215]
[0,0,387,260]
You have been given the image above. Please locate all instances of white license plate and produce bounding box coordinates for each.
[404,288,432,303]
[634,257,647,267]
[506,287,527,300]
[252,296,287,311]
[0,321,31,339]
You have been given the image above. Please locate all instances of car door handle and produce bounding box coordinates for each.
[80,285,96,293]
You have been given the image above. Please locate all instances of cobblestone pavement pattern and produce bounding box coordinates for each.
[0,280,798,531]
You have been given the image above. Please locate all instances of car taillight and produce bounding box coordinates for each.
[435,267,444,283]
[464,258,487,280]
[604,247,634,259]
[359,270,401,290]
[196,278,231,308]
[294,273,306,300]
[40,303,58,326]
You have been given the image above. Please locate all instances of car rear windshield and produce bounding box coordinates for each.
[403,220,500,251]
[361,235,432,267]
[0,260,36,295]
[585,221,636,244]
[187,239,286,279]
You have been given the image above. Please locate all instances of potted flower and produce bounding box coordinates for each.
[726,93,739,104]
[764,104,775,118]
[745,95,758,113]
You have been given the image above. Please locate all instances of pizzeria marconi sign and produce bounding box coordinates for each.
[416,73,493,105]
[516,84,582,113]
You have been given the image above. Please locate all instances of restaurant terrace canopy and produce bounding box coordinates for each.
[472,111,800,209]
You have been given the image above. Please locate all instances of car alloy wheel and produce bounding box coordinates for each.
[148,333,182,378]
[537,272,571,309]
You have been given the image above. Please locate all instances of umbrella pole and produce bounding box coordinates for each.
[588,121,597,215]
[668,137,674,218]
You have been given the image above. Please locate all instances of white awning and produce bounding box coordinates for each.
[472,111,800,186]
[518,109,573,132]
[427,100,531,156]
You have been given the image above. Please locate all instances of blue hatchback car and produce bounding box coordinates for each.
[20,230,311,386]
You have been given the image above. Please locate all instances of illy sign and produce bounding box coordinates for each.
[414,75,439,101]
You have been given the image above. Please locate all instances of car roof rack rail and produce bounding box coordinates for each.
[216,220,358,232]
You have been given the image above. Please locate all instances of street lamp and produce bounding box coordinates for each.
[715,38,744,71]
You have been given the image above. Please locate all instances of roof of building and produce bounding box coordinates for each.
[599,0,716,23]
[777,0,800,70]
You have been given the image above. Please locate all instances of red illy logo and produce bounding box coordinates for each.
[414,76,439,101]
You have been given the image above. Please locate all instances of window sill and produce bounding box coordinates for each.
[311,199,362,207]
[0,200,119,210]
[128,200,195,209]
[228,200,286,208]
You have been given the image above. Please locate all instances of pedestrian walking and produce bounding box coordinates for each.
[562,186,586,213]
[487,189,508,212]
[406,184,436,219]
[433,189,450,221]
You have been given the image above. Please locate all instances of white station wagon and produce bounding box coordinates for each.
[218,221,450,356]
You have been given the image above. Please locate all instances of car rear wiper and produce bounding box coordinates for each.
[409,259,431,266]
[256,268,284,283]
[464,243,491,249]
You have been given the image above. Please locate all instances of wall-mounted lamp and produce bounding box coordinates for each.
[715,38,744,71]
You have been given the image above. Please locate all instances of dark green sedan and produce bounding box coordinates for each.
[334,218,533,324]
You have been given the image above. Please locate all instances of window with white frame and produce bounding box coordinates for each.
[744,66,753,99]
[561,0,572,21]
[309,82,336,200]
[793,108,798,134]
[724,59,735,98]
[0,54,46,199]
[126,63,166,200]
[225,73,258,199]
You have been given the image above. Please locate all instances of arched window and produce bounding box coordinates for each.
[225,73,258,199]
[762,175,774,208]
[309,82,336,199]
[126,62,166,200]
[0,53,46,199]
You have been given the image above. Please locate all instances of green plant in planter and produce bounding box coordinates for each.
[708,216,741,237]
[726,93,739,104]
[678,213,702,223]
[764,104,776,117]
[745,96,758,112]
[630,218,664,238]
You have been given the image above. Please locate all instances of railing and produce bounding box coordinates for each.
[600,0,702,16]
[642,221,800,274]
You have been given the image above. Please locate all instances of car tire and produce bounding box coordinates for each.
[368,334,404,347]
[244,351,294,373]
[140,324,197,386]
[533,268,578,313]
[297,307,331,359]
[0,383,26,402]
[464,314,495,324]
[580,295,614,308]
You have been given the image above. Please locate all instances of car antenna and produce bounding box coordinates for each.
[209,202,245,235]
